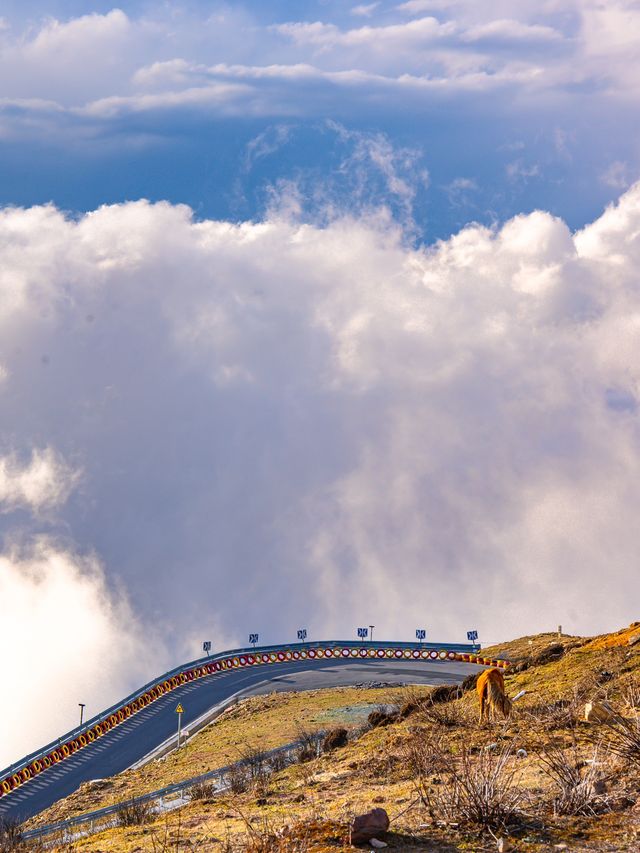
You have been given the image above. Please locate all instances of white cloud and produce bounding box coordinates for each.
[461,19,562,44]
[352,3,380,16]
[397,0,455,13]
[600,160,630,191]
[0,1,636,135]
[0,447,80,514]
[0,540,160,767]
[0,187,640,687]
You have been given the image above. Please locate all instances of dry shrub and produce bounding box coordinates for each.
[241,746,270,785]
[538,745,609,816]
[189,779,217,800]
[367,708,397,729]
[294,726,322,762]
[117,799,154,826]
[596,713,640,762]
[0,817,23,853]
[322,727,348,751]
[225,763,250,795]
[411,741,525,831]
[622,677,640,712]
[417,696,468,729]
[267,750,288,772]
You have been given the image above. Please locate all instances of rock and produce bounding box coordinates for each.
[369,840,388,849]
[597,670,615,684]
[496,839,511,852]
[350,808,390,844]
[584,700,617,723]
[322,728,349,751]
[629,633,640,646]
[516,748,528,759]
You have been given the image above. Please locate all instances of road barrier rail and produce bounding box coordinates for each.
[0,640,508,801]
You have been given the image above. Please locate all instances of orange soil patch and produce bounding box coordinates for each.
[583,622,640,650]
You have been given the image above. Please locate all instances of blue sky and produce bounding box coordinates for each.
[2,1,640,765]
[1,1,638,239]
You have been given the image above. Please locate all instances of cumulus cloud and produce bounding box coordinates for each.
[0,447,80,514]
[0,540,161,768]
[1,186,640,707]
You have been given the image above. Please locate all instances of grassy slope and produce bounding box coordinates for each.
[26,624,640,851]
[25,685,412,829]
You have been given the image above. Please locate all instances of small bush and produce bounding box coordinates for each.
[0,816,23,852]
[412,741,525,831]
[267,750,288,772]
[294,726,322,762]
[241,746,270,783]
[539,746,608,816]
[428,684,461,704]
[322,727,348,751]
[117,799,154,826]
[596,713,640,762]
[189,779,216,800]
[225,763,250,794]
[367,709,397,728]
[532,643,565,665]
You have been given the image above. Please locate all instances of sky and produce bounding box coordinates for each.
[1,0,640,767]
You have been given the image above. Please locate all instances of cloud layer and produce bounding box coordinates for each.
[0,2,638,125]
[2,184,640,767]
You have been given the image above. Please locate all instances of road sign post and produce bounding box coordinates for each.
[467,630,479,650]
[369,625,375,643]
[249,633,259,649]
[202,641,211,656]
[78,703,86,727]
[415,629,426,644]
[175,703,184,748]
[297,629,307,641]
[357,627,368,642]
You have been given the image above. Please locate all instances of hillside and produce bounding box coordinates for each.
[7,624,640,852]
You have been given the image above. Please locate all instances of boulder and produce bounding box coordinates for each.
[350,808,390,845]
[584,701,617,723]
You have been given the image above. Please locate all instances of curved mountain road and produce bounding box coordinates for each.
[1,656,479,822]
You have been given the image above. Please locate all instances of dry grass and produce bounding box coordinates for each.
[25,684,406,831]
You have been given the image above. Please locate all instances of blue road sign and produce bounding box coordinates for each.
[249,633,259,645]
[357,627,369,638]
[202,641,211,653]
[415,629,426,641]
[467,630,478,642]
[297,629,307,640]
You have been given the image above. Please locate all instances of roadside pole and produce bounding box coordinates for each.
[176,703,184,747]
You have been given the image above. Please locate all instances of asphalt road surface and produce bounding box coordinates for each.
[1,657,478,822]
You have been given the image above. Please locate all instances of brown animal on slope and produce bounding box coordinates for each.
[477,667,512,723]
